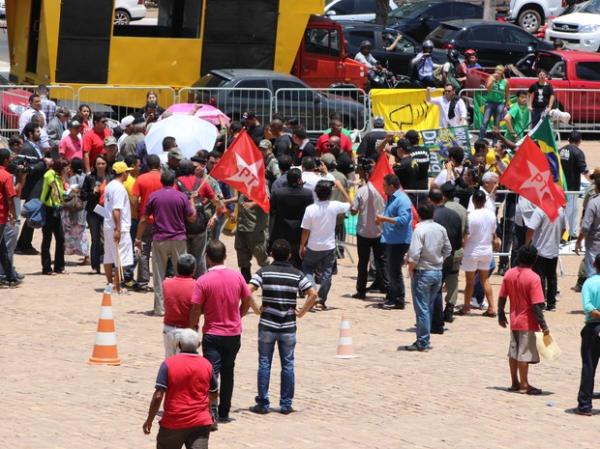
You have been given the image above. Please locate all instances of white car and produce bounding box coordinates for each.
[324,0,397,22]
[0,1,5,18]
[546,0,600,51]
[114,0,147,25]
[507,0,565,33]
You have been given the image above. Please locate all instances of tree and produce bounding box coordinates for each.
[375,0,390,25]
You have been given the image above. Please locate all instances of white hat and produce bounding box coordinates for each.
[120,115,135,130]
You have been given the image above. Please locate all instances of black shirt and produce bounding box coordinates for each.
[433,204,463,273]
[410,145,431,189]
[357,130,387,161]
[269,185,314,245]
[336,151,355,176]
[295,141,317,165]
[528,82,554,110]
[272,134,293,157]
[247,125,265,145]
[559,143,587,191]
[394,157,417,190]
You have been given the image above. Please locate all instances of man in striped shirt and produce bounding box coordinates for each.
[248,239,317,415]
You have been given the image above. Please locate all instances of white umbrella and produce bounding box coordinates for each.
[145,114,218,159]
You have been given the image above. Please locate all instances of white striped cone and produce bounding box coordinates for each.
[89,284,121,365]
[335,317,356,359]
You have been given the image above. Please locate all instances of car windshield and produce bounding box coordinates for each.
[195,73,229,88]
[388,2,433,19]
[583,0,600,13]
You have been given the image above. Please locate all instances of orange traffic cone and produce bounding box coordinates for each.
[89,284,121,365]
[335,316,356,359]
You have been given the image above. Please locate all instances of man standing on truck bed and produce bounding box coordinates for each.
[528,70,555,128]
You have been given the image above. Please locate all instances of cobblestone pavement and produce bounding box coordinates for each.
[2,140,600,449]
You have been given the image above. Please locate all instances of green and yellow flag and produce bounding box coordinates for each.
[530,117,567,190]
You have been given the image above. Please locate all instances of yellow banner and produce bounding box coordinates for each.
[370,89,441,132]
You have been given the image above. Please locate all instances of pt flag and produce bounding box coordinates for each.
[530,116,567,190]
[500,136,566,221]
[210,129,270,213]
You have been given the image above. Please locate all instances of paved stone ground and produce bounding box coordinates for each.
[2,139,600,449]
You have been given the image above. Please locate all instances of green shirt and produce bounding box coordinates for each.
[506,103,529,142]
[487,78,507,104]
[41,169,64,208]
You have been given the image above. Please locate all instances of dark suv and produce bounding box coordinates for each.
[426,19,553,66]
[192,69,367,132]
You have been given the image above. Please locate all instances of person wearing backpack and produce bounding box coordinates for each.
[175,159,223,278]
[40,157,69,275]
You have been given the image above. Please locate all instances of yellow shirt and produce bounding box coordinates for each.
[123,174,138,219]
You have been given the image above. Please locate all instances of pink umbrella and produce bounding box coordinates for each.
[166,103,231,126]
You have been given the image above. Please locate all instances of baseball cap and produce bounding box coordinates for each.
[120,115,135,130]
[68,120,82,129]
[112,161,133,175]
[168,147,183,160]
[258,139,272,150]
[104,136,118,147]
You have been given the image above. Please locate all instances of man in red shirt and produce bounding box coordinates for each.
[315,118,353,155]
[143,328,217,447]
[189,240,254,423]
[498,244,550,395]
[131,154,163,287]
[82,113,112,174]
[163,254,197,358]
[0,149,18,286]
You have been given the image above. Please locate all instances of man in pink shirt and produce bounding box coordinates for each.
[189,240,253,423]
[58,119,83,161]
[163,254,197,358]
[498,244,551,395]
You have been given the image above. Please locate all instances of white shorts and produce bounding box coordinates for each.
[460,254,492,272]
[103,229,134,266]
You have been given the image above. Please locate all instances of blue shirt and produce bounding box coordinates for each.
[380,189,413,245]
[582,274,600,323]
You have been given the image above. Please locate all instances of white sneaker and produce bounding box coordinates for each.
[470,297,488,309]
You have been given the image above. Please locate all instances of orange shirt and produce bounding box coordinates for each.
[132,170,162,222]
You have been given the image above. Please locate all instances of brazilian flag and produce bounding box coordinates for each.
[472,92,515,132]
[530,117,567,190]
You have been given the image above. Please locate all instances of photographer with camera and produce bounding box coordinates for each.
[15,123,53,255]
[411,40,438,88]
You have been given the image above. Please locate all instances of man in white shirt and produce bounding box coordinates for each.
[300,180,351,309]
[426,85,467,129]
[467,171,498,213]
[301,157,335,201]
[103,161,134,292]
[354,40,379,70]
[526,206,566,311]
[18,94,47,133]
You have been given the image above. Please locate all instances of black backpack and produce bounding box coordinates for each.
[175,178,209,235]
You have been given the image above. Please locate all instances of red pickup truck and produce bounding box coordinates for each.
[465,50,600,123]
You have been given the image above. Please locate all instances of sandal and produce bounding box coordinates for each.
[482,310,497,318]
[519,386,542,395]
[455,307,471,316]
[507,385,520,392]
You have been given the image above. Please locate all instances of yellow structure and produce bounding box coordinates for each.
[6,0,323,106]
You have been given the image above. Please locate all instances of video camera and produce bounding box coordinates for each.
[9,154,40,175]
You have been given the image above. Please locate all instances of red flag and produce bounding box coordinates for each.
[500,136,566,221]
[368,154,418,228]
[210,130,270,213]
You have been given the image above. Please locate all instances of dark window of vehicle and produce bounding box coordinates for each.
[468,25,502,43]
[383,32,415,53]
[355,0,376,13]
[328,0,355,15]
[305,28,341,57]
[389,1,432,19]
[427,3,452,18]
[576,62,600,81]
[196,73,229,87]
[347,31,376,48]
[114,0,203,38]
[457,3,483,19]
[427,23,459,44]
[273,80,314,101]
[536,54,563,73]
[236,79,269,89]
[503,27,535,44]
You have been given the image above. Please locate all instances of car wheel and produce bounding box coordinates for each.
[518,9,542,33]
[114,9,131,25]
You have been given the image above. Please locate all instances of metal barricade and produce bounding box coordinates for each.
[274,88,368,134]
[178,87,273,126]
[77,85,177,122]
[0,84,76,137]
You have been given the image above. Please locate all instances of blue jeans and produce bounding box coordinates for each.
[584,247,597,278]
[411,270,443,349]
[256,328,296,409]
[479,101,505,139]
[302,248,336,304]
[386,243,409,305]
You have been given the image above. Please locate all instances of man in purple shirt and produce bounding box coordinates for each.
[136,169,196,316]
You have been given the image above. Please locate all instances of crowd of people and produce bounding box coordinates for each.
[2,84,600,449]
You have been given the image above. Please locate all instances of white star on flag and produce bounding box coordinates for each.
[226,153,263,194]
[520,160,552,204]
